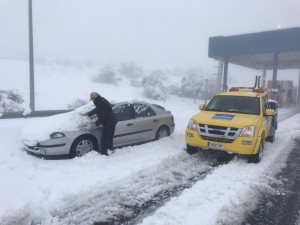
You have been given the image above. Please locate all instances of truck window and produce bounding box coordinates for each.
[206,96,260,115]
[262,97,270,114]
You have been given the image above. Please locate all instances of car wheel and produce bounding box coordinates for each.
[70,136,96,158]
[248,140,264,163]
[155,126,170,140]
[186,144,198,155]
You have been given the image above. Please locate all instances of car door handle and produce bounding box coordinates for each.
[153,119,158,122]
[126,123,134,126]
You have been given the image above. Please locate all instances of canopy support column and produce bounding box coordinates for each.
[298,70,300,104]
[271,53,279,100]
[261,67,267,88]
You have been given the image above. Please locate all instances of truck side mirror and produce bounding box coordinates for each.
[199,104,205,110]
[265,109,275,116]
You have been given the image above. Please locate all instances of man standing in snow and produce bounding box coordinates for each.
[84,92,117,156]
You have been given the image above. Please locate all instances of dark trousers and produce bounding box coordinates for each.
[101,124,116,155]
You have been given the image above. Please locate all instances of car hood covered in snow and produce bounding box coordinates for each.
[21,103,95,142]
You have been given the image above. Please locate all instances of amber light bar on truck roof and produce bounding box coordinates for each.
[229,87,265,93]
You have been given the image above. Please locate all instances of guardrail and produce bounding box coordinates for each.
[0,110,72,119]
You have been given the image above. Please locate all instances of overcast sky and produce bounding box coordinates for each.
[1,0,300,84]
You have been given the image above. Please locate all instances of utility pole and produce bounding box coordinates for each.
[298,70,300,104]
[28,0,35,111]
[205,79,208,105]
[216,60,223,93]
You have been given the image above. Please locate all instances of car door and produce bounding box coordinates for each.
[112,103,136,145]
[131,103,157,141]
[113,103,158,146]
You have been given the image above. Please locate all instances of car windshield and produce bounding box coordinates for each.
[205,96,260,115]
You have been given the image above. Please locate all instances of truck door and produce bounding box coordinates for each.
[262,96,272,132]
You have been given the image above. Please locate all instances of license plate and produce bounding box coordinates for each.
[208,141,223,149]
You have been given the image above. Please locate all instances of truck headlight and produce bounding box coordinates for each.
[240,126,255,137]
[187,119,197,131]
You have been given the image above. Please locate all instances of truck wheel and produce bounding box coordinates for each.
[269,131,275,143]
[266,128,275,143]
[248,140,263,163]
[186,144,198,155]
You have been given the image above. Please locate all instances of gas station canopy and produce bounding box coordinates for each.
[208,27,300,70]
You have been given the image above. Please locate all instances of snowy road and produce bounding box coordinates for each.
[36,151,219,225]
[1,107,300,225]
[3,144,234,225]
[242,139,300,225]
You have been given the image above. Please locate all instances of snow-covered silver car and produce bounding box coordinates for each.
[22,101,175,157]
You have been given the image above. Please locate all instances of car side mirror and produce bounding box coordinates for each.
[265,109,275,116]
[199,104,205,110]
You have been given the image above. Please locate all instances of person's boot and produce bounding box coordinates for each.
[100,150,109,156]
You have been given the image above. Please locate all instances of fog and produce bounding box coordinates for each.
[1,0,300,86]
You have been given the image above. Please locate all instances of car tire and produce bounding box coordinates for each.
[186,144,198,155]
[70,136,97,158]
[248,140,264,163]
[155,126,170,140]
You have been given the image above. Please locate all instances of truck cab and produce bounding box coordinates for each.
[185,88,276,163]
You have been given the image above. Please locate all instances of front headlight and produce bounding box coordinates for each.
[187,119,197,130]
[50,132,66,139]
[240,126,255,137]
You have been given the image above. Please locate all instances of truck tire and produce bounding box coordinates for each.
[248,140,264,163]
[186,144,198,155]
[266,127,276,143]
[268,132,275,143]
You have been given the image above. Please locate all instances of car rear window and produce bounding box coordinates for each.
[153,104,165,111]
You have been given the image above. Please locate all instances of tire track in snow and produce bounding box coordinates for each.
[27,151,233,225]
[242,139,300,225]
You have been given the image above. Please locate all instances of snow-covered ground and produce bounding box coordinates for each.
[0,59,300,225]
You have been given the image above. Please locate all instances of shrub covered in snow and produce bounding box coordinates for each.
[142,70,166,101]
[180,73,205,99]
[119,63,144,87]
[179,74,218,102]
[166,84,181,95]
[119,62,143,79]
[0,89,24,112]
[91,66,118,85]
[7,89,24,104]
[67,98,88,110]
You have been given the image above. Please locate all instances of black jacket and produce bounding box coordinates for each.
[87,95,117,127]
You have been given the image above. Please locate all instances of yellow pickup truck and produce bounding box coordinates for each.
[185,89,276,163]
